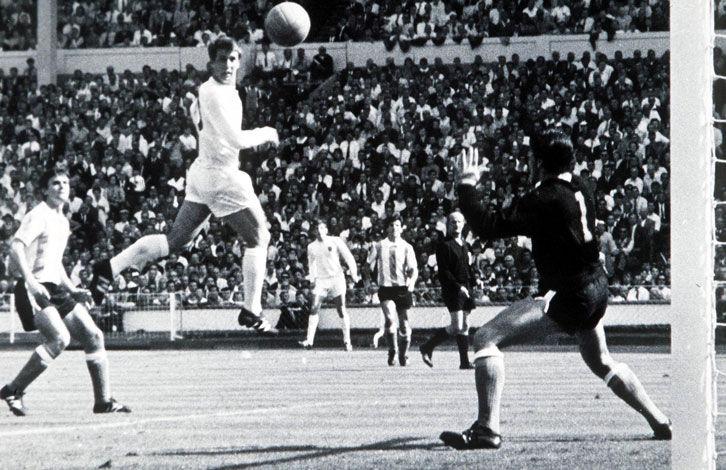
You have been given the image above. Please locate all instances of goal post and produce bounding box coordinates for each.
[671,0,716,469]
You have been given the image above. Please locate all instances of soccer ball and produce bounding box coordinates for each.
[264,2,311,47]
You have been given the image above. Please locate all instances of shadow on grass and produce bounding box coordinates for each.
[151,437,437,469]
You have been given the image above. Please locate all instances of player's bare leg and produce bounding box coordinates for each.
[334,295,352,351]
[576,322,671,439]
[397,309,411,366]
[300,294,323,348]
[64,304,130,413]
[91,201,210,304]
[440,297,556,449]
[224,205,278,335]
[1,307,70,416]
[381,301,398,366]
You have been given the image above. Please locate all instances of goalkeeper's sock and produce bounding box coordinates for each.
[605,362,669,429]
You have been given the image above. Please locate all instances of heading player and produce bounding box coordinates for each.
[1,168,130,416]
[89,36,280,335]
[440,132,671,450]
[368,216,418,366]
[299,219,360,351]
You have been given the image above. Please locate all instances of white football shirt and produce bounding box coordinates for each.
[13,201,70,284]
[193,78,272,170]
[307,236,355,279]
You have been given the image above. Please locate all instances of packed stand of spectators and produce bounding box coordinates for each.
[0,46,670,314]
[56,0,338,49]
[301,49,670,304]
[331,0,669,50]
[0,0,35,51]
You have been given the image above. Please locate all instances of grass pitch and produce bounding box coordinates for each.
[0,347,671,470]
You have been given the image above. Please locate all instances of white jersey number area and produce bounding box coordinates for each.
[574,191,593,243]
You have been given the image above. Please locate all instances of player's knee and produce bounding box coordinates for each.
[472,327,498,351]
[472,343,502,363]
[249,226,270,249]
[398,324,411,338]
[85,325,105,350]
[602,361,630,385]
[46,330,71,357]
[584,351,617,378]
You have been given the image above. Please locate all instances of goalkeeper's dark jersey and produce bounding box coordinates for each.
[458,173,602,294]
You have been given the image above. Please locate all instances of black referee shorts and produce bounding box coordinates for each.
[442,289,476,312]
[378,286,413,312]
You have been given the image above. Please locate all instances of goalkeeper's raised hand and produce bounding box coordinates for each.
[458,146,481,186]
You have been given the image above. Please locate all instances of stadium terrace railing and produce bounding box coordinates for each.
[0,289,670,344]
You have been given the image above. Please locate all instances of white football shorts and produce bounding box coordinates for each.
[185,161,262,218]
[313,275,347,299]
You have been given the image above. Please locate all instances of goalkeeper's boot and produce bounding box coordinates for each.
[237,307,279,336]
[93,398,131,414]
[89,259,114,305]
[298,340,313,350]
[440,421,502,450]
[1,385,26,416]
[652,419,672,440]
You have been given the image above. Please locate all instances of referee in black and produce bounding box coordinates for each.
[420,211,476,369]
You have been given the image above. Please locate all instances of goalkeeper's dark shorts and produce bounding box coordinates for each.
[14,280,79,332]
[540,271,609,336]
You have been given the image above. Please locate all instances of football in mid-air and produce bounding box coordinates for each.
[264,2,311,47]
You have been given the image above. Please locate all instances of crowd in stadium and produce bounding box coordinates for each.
[0,0,659,51]
[0,38,671,309]
[0,0,675,312]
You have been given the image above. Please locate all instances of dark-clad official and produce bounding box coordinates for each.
[420,211,476,369]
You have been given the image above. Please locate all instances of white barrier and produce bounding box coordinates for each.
[0,32,670,79]
[120,302,670,334]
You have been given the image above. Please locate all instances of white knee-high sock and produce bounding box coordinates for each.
[605,363,669,428]
[473,346,505,433]
[111,234,169,276]
[86,350,111,403]
[341,314,351,345]
[242,247,267,314]
[306,314,319,344]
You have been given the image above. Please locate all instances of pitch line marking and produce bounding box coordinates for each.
[0,402,327,438]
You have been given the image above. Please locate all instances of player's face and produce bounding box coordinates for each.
[45,174,70,206]
[314,223,327,239]
[387,220,402,239]
[211,48,240,85]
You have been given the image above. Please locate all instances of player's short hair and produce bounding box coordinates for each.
[385,215,403,227]
[207,35,240,61]
[39,167,69,194]
[534,129,574,173]
[311,217,327,227]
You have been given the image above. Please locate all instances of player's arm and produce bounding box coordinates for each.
[405,244,418,292]
[366,242,378,269]
[205,87,278,149]
[457,147,524,240]
[59,264,91,302]
[307,243,317,285]
[10,211,50,301]
[336,238,359,283]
